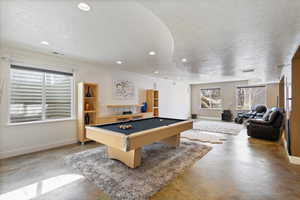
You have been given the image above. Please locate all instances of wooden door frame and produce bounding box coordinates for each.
[279,76,285,110]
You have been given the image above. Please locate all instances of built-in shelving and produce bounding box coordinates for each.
[146,89,159,117]
[106,104,142,108]
[77,82,98,144]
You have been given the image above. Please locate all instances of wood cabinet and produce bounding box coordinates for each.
[77,82,98,143]
[146,89,159,117]
[291,46,300,157]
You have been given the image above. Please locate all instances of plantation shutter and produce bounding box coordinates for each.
[10,67,43,123]
[10,65,73,123]
[45,72,72,119]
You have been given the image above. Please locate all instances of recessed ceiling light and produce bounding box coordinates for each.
[78,2,90,11]
[149,51,156,56]
[153,70,159,74]
[41,41,49,45]
[181,58,187,63]
[116,61,123,65]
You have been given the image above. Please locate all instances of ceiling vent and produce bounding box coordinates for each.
[52,51,64,56]
[242,68,255,73]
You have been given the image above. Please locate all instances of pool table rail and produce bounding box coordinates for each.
[126,120,193,151]
[86,126,128,151]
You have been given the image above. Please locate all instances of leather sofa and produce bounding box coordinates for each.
[247,107,284,141]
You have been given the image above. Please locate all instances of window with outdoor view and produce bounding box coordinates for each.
[236,86,266,110]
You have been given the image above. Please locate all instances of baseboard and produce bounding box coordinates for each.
[289,156,300,165]
[283,138,288,152]
[198,116,221,121]
[283,138,300,165]
[0,139,77,159]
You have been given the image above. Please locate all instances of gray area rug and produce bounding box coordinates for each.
[182,129,226,144]
[65,142,211,200]
[193,120,244,135]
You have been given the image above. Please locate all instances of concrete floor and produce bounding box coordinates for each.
[1,129,300,200]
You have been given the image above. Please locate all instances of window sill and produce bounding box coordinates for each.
[236,109,251,111]
[7,118,76,127]
[200,108,223,111]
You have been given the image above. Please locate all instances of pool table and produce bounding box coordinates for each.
[86,117,193,168]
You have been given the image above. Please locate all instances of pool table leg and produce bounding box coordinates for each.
[107,146,141,168]
[160,133,180,147]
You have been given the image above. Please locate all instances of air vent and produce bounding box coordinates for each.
[242,68,255,73]
[52,51,64,56]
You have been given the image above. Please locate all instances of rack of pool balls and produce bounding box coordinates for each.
[118,124,133,130]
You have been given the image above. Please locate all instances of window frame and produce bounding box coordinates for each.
[235,85,266,111]
[7,63,75,126]
[200,87,222,110]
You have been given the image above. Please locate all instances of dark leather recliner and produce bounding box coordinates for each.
[235,104,267,124]
[247,107,284,141]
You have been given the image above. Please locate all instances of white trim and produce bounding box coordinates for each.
[0,139,77,159]
[289,156,300,165]
[264,81,280,85]
[283,139,300,165]
[198,116,221,121]
[283,137,288,152]
[236,84,266,88]
[236,109,250,111]
[11,61,74,74]
[190,79,248,85]
[199,108,223,111]
[6,118,76,126]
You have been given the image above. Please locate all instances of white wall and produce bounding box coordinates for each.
[266,83,279,108]
[191,80,281,119]
[0,47,190,159]
[191,80,248,119]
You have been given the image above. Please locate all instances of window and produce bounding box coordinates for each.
[9,65,73,124]
[200,88,222,109]
[236,86,266,110]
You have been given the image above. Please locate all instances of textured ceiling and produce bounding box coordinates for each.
[1,0,300,83]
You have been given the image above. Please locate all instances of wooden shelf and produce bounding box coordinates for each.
[106,104,142,108]
[84,110,96,113]
[97,112,154,125]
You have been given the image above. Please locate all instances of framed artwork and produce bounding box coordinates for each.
[112,80,135,100]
